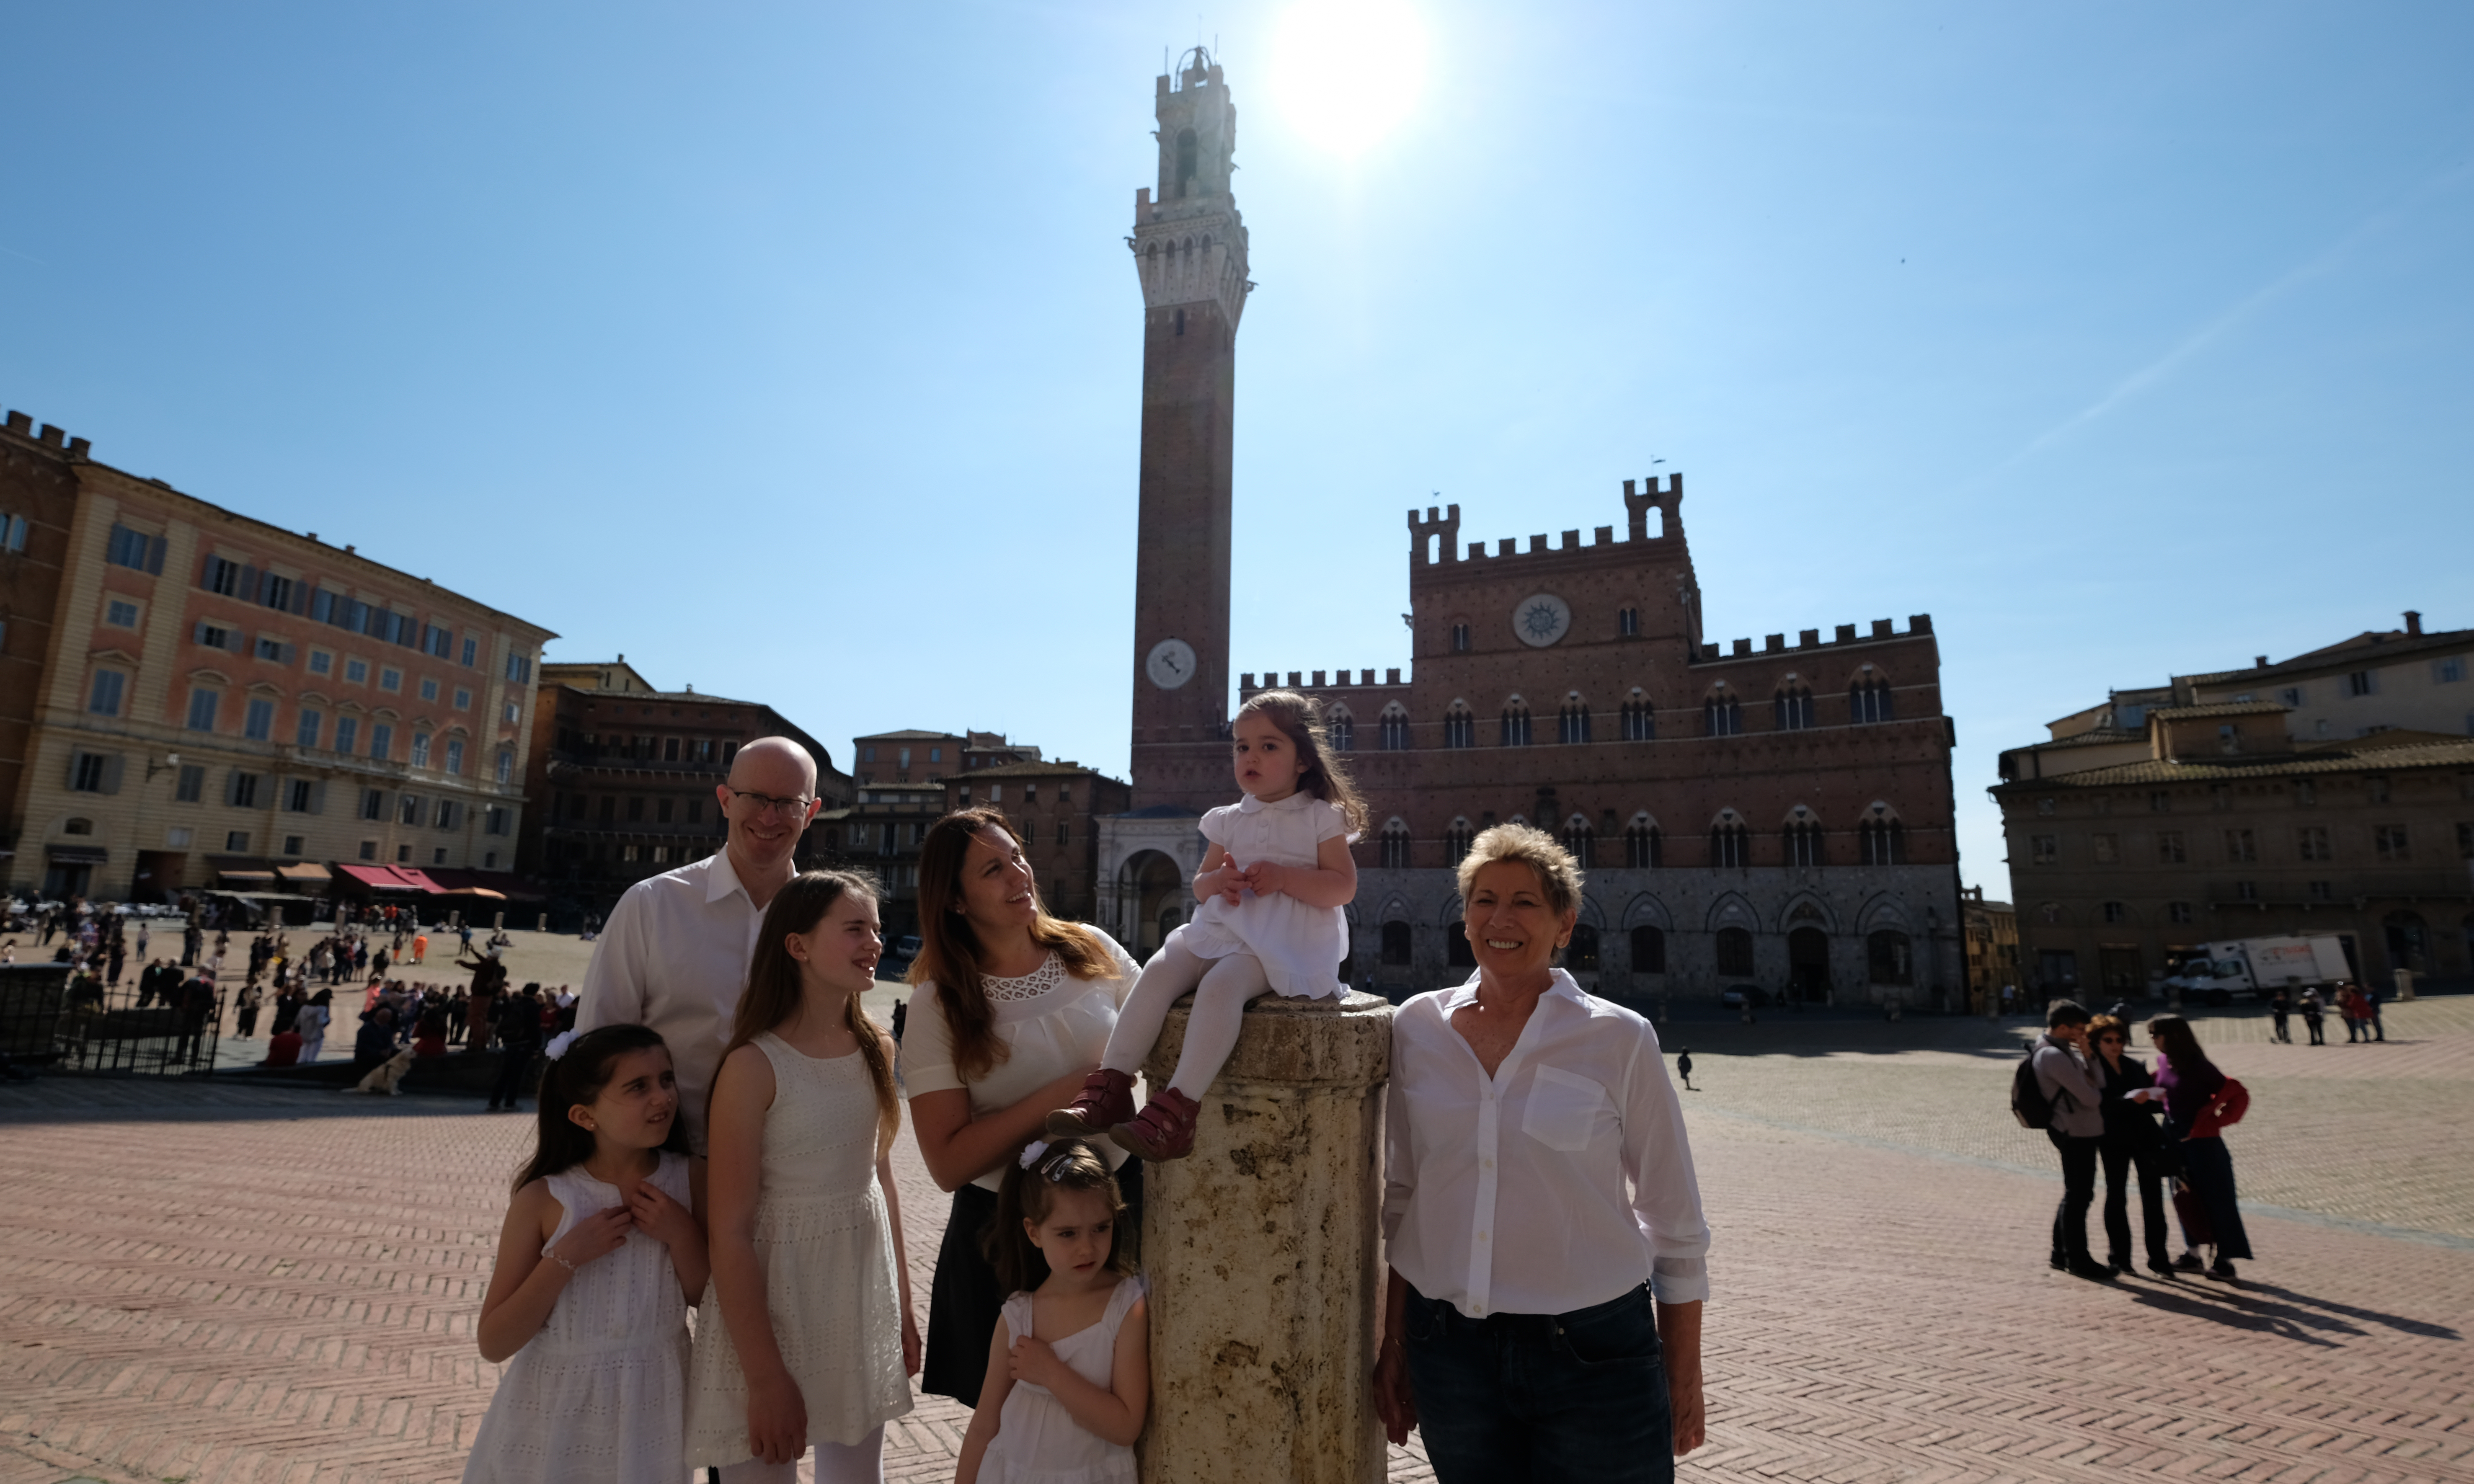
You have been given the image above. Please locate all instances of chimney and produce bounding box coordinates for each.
[2255,656,2268,669]
[2404,610,2422,635]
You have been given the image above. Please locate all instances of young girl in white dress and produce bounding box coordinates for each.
[463,1024,708,1484]
[685,871,920,1483]
[954,1138,1149,1484]
[1050,689,1366,1159]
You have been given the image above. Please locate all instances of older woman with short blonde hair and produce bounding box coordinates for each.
[1372,823,1710,1481]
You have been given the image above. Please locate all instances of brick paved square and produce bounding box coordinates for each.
[2,1000,2468,1483]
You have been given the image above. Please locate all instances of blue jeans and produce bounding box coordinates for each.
[1402,1283,1672,1484]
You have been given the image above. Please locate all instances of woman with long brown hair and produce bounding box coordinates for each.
[2146,1014,2253,1280]
[901,807,1142,1405]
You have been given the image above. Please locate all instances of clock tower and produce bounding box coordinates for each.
[1126,47,1249,811]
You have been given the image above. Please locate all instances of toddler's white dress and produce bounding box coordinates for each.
[1174,791,1354,999]
[683,1032,912,1463]
[980,1275,1146,1484]
[462,1152,693,1484]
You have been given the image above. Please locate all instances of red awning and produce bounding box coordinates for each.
[335,863,423,891]
[390,867,444,893]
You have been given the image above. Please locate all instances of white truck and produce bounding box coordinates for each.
[2163,935,2352,1002]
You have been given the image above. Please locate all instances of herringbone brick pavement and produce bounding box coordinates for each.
[2,1001,2467,1482]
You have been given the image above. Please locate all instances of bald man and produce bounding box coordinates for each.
[575,736,824,1151]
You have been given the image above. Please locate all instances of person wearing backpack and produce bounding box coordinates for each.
[2031,1001,2112,1281]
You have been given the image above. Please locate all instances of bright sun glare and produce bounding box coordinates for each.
[1268,0,1428,156]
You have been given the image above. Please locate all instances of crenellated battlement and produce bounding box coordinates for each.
[1407,472,1684,568]
[1239,667,1408,695]
[2,408,92,458]
[1687,614,1936,664]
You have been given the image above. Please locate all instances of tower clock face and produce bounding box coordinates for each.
[1511,593,1573,648]
[1146,637,1198,689]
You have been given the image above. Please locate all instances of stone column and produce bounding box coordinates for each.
[1137,990,1392,1484]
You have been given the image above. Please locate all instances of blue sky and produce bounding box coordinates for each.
[4,2,2468,900]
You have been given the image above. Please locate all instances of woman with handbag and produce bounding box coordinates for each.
[2087,1014,2175,1278]
[2147,1015,2252,1280]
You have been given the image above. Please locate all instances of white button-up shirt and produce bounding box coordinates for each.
[1384,970,1710,1318]
[576,851,769,1154]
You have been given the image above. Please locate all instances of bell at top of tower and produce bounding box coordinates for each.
[1154,46,1236,206]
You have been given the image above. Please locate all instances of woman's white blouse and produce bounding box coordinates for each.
[1384,970,1711,1317]
[901,930,1141,1191]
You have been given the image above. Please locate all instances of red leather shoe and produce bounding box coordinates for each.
[1110,1086,1201,1161]
[1046,1068,1136,1140]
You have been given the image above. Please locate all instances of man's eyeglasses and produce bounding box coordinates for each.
[727,788,814,819]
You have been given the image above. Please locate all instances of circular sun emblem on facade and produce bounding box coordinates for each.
[1511,593,1573,648]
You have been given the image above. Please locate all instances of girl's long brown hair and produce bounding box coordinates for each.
[1235,689,1369,837]
[909,808,1115,1083]
[717,871,899,1159]
[2144,1014,2222,1097]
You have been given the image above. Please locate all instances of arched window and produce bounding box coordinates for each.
[444,738,465,775]
[1446,817,1474,864]
[1562,814,1595,866]
[1328,708,1355,753]
[1557,697,1592,744]
[63,817,93,836]
[1784,816,1824,867]
[1715,927,1755,977]
[1867,929,1914,985]
[1621,693,1655,741]
[1379,704,1410,750]
[1618,607,1640,637]
[497,748,514,784]
[1175,128,1198,197]
[1704,690,1742,736]
[1710,817,1748,868]
[1447,924,1477,968]
[1774,686,1814,730]
[1443,703,1475,749]
[1624,816,1661,868]
[410,732,432,769]
[1859,816,1907,865]
[1566,923,1600,972]
[1380,921,1413,966]
[1851,674,1895,723]
[1630,924,1666,973]
[1499,699,1532,747]
[1379,819,1411,869]
[1450,622,1472,653]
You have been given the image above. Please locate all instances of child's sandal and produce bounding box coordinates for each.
[1110,1087,1201,1161]
[1046,1068,1137,1139]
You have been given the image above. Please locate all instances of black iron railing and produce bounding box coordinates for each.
[0,963,220,1076]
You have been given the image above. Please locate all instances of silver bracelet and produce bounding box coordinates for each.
[547,1250,577,1274]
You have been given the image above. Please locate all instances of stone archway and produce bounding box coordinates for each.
[1119,850,1186,958]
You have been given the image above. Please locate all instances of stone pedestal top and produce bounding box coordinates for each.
[1140,988,1392,1087]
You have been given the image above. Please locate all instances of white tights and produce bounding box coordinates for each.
[714,1424,886,1484]
[1100,940,1272,1098]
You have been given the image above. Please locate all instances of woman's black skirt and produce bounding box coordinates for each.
[920,1158,1141,1406]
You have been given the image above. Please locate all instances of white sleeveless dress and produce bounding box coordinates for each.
[462,1152,693,1484]
[683,1033,912,1462]
[980,1275,1146,1484]
[1174,791,1355,999]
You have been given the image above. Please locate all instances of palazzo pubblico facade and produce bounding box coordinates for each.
[1094,51,1964,1008]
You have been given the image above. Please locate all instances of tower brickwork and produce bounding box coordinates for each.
[1126,48,1250,812]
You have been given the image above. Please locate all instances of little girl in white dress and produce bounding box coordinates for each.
[686,871,919,1484]
[464,1025,708,1484]
[955,1138,1149,1484]
[1049,690,1366,1160]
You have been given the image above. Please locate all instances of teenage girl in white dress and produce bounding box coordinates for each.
[464,1024,708,1483]
[953,1138,1149,1484]
[685,870,920,1483]
[1050,690,1366,1159]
